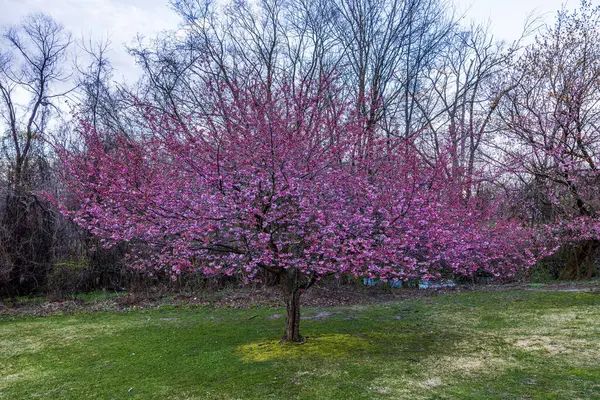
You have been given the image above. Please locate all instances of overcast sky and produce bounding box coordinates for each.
[456,0,581,40]
[0,0,592,82]
[0,0,180,82]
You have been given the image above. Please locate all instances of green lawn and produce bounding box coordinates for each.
[1,290,599,399]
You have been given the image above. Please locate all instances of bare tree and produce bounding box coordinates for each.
[0,13,73,296]
[327,0,455,140]
[0,13,73,189]
[414,24,528,199]
[75,37,126,133]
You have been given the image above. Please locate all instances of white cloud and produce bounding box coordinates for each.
[455,0,583,43]
[0,0,180,81]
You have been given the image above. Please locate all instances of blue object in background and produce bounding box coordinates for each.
[363,278,403,288]
[363,278,379,286]
[441,279,456,288]
[389,279,403,288]
[418,279,456,289]
[418,280,436,289]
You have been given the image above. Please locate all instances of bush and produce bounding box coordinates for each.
[46,258,90,299]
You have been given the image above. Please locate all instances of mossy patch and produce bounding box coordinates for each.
[238,333,370,362]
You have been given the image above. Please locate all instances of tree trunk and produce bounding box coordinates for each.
[283,289,303,343]
[280,268,304,343]
[584,241,599,280]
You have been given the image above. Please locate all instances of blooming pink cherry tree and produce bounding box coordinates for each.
[55,74,543,342]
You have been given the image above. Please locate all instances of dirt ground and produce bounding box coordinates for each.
[1,279,599,317]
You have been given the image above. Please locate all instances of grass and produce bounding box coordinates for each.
[1,290,600,399]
